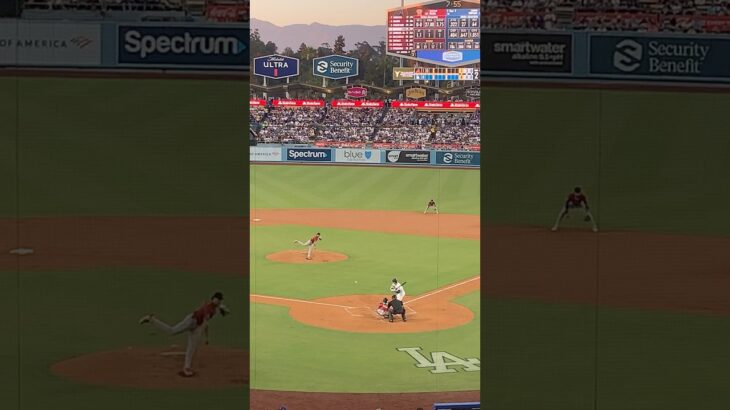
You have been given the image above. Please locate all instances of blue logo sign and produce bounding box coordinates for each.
[436,151,480,167]
[590,35,730,79]
[286,148,332,162]
[312,55,359,80]
[254,54,300,79]
[415,50,480,66]
[118,26,248,67]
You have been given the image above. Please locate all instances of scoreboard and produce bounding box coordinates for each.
[387,1,480,66]
[393,67,478,81]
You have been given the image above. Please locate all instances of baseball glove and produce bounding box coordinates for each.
[584,216,591,222]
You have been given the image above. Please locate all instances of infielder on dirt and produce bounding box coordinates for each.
[138,291,230,377]
[294,232,322,260]
[390,278,406,301]
[424,198,438,214]
[552,186,598,232]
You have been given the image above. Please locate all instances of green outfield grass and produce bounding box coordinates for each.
[0,77,247,217]
[15,268,246,410]
[250,290,480,393]
[251,165,480,214]
[0,77,248,410]
[250,164,480,393]
[482,86,730,236]
[251,226,479,299]
[484,297,730,410]
[482,85,730,409]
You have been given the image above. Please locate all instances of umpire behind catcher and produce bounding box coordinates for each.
[387,295,406,322]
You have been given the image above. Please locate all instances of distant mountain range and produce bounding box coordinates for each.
[251,18,387,52]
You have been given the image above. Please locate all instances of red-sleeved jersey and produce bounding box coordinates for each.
[310,235,321,244]
[567,193,587,207]
[192,301,218,326]
[377,302,388,311]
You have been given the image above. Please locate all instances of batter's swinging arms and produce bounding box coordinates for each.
[390,278,406,302]
[138,291,230,377]
[294,232,322,260]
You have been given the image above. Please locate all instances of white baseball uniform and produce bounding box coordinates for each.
[390,282,406,301]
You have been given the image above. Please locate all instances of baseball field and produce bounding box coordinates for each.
[482,85,730,409]
[249,164,481,409]
[0,76,248,409]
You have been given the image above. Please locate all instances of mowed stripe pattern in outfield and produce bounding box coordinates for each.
[251,164,480,215]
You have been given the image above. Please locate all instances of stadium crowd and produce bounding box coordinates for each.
[253,104,480,151]
[18,0,249,22]
[482,0,730,33]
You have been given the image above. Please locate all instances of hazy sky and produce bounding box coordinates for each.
[252,0,430,26]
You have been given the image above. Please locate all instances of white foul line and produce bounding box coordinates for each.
[251,294,355,309]
[404,276,480,305]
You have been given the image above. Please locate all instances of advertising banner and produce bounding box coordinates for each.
[334,148,381,164]
[331,100,383,107]
[249,99,266,106]
[435,151,480,166]
[206,2,248,22]
[346,86,368,98]
[272,99,324,107]
[590,35,730,80]
[313,54,359,79]
[286,148,332,162]
[250,146,282,162]
[482,32,573,73]
[253,54,299,79]
[118,25,248,67]
[405,87,427,99]
[385,150,431,164]
[391,101,480,109]
[0,21,101,66]
[393,67,416,80]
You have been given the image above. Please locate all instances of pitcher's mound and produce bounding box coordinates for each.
[50,345,248,390]
[266,250,348,264]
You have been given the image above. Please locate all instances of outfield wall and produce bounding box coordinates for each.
[0,19,248,73]
[481,29,730,84]
[250,146,480,168]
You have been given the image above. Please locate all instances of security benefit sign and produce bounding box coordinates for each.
[118,25,248,67]
[590,35,730,80]
[253,54,300,79]
[482,32,573,73]
[386,150,431,164]
[436,151,480,167]
[313,54,359,80]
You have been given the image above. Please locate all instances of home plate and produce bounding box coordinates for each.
[253,218,262,222]
[10,248,34,255]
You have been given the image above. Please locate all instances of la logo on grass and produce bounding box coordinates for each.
[397,347,480,374]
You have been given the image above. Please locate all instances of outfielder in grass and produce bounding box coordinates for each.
[552,186,598,232]
[293,232,322,260]
[138,291,230,377]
